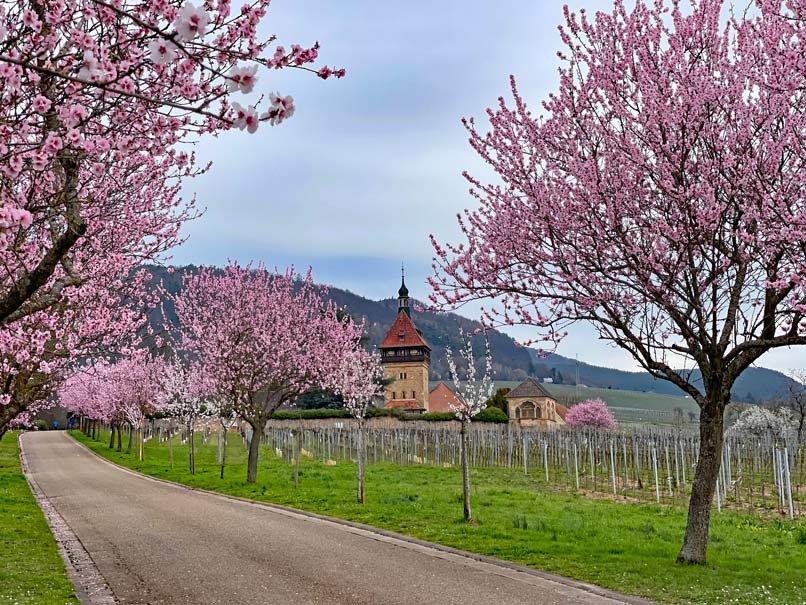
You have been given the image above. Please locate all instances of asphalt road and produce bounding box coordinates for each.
[22,431,642,605]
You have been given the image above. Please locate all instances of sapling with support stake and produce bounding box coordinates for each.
[445,329,495,523]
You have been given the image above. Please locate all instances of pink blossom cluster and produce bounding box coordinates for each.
[564,399,617,430]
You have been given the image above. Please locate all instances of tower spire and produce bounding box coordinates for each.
[398,264,410,316]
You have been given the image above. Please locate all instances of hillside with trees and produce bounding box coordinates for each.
[147,265,797,403]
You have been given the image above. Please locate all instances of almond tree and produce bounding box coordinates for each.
[174,263,363,483]
[430,0,806,563]
[331,348,383,503]
[0,0,342,433]
[565,399,617,430]
[445,330,493,522]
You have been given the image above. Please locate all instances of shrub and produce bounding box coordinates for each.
[475,407,510,423]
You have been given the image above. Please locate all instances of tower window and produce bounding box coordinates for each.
[392,391,396,399]
[402,390,406,398]
[412,390,415,398]
[399,372,407,380]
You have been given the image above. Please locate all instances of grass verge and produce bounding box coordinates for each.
[73,429,806,605]
[0,432,78,604]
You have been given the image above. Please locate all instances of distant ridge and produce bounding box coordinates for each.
[147,265,797,403]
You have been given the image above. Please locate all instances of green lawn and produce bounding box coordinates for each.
[74,430,806,605]
[0,432,78,604]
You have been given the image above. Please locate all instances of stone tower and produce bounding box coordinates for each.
[379,270,431,411]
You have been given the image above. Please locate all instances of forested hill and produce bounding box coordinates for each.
[148,265,797,403]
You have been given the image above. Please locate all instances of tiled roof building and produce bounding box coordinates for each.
[380,271,431,413]
[505,378,566,428]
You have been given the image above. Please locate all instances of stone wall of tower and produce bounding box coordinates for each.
[383,361,430,408]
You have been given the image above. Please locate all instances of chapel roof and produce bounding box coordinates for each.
[504,377,555,400]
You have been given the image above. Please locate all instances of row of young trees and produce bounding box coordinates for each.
[0,0,342,436]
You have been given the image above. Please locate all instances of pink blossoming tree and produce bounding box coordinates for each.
[564,399,617,430]
[0,0,342,434]
[430,0,806,563]
[173,263,364,483]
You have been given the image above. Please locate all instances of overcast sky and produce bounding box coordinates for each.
[170,0,803,376]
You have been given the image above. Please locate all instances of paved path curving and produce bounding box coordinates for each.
[21,431,651,605]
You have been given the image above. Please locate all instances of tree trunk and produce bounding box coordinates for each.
[357,419,366,504]
[126,423,133,454]
[217,424,224,464]
[117,424,122,452]
[294,426,300,489]
[220,423,227,479]
[188,419,195,475]
[460,419,472,522]
[168,419,174,469]
[0,400,24,440]
[109,423,115,449]
[677,397,725,564]
[246,419,264,483]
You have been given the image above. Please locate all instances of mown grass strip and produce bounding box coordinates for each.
[0,432,79,605]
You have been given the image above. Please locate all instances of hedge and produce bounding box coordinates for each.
[269,406,509,423]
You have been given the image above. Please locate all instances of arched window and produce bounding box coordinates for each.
[519,401,538,418]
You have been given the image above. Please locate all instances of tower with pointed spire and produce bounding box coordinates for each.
[379,268,431,412]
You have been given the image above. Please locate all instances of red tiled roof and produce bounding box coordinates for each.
[556,403,569,421]
[384,399,424,410]
[428,382,462,413]
[379,310,430,349]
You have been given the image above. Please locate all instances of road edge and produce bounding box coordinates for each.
[70,432,657,605]
[18,432,117,605]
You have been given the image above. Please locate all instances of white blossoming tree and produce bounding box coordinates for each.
[445,330,494,522]
[162,359,218,474]
[332,348,383,504]
[727,406,796,443]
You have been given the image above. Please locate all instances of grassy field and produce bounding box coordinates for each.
[74,429,806,605]
[0,432,78,604]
